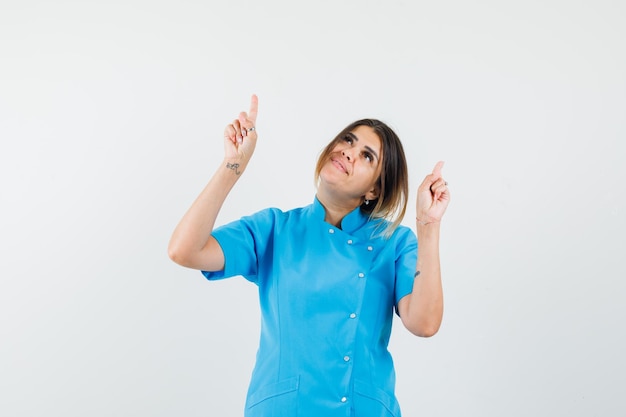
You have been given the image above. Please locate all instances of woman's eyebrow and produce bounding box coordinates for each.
[347,132,380,162]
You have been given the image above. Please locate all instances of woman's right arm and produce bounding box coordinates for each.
[168,95,259,271]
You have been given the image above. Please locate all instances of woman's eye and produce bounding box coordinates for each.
[343,136,353,144]
[363,152,372,162]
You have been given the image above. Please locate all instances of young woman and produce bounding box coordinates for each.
[168,95,450,417]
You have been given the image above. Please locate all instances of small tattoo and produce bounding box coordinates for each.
[414,271,421,278]
[226,162,241,175]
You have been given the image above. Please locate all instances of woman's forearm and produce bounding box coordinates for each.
[167,157,247,270]
[402,222,444,337]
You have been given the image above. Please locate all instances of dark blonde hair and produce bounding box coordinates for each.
[315,119,409,237]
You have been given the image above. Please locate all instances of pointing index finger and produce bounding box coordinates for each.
[248,94,258,124]
[432,161,445,178]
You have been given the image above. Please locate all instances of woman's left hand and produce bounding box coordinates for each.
[416,161,450,225]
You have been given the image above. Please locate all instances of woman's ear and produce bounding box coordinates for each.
[365,186,379,202]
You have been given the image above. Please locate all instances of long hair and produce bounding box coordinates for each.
[315,119,409,238]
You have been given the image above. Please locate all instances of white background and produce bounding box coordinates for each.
[1,0,625,416]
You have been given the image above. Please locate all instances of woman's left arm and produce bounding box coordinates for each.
[398,161,450,337]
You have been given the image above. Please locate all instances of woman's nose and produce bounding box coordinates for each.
[342,150,351,161]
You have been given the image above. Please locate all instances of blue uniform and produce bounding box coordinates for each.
[203,198,417,417]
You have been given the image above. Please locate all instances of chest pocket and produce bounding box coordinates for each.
[245,376,299,417]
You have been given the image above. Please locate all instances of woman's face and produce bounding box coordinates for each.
[318,125,383,202]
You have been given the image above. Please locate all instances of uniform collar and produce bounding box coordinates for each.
[311,196,369,234]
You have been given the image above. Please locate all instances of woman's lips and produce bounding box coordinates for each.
[331,158,347,174]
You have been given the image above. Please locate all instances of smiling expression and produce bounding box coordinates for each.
[319,125,383,202]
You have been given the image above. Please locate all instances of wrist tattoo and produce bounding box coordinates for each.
[226,162,241,175]
[414,271,421,278]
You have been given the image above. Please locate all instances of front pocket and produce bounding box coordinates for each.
[246,376,299,416]
[353,380,401,417]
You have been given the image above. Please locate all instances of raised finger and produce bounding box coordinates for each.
[248,94,258,124]
[432,161,445,178]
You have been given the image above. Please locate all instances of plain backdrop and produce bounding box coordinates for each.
[1,0,625,416]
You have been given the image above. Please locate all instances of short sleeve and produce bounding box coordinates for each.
[394,228,418,307]
[201,208,278,284]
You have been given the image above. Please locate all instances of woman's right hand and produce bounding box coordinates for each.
[223,94,259,163]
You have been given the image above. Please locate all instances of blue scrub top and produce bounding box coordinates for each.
[203,197,417,417]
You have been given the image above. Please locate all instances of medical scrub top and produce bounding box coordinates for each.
[203,197,418,417]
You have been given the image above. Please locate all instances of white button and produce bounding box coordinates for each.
[343,356,350,362]
[341,397,347,403]
[358,272,365,278]
[349,313,357,319]
[367,246,373,251]
[347,239,353,244]
[329,228,335,234]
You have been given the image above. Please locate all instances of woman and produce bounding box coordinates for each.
[168,95,450,417]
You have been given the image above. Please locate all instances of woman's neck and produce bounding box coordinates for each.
[316,191,361,228]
